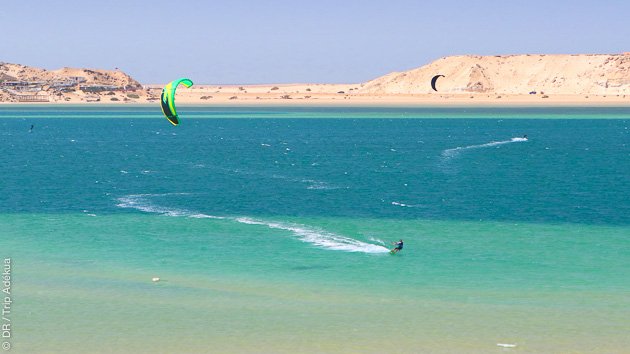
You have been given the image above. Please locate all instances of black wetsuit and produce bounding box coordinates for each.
[394,241,403,250]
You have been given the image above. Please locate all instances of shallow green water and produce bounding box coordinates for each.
[1,107,629,353]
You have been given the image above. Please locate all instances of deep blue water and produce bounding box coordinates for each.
[1,107,629,225]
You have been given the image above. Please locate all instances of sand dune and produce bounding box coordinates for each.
[361,53,630,95]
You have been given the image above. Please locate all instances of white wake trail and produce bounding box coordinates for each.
[116,194,388,254]
[442,137,527,158]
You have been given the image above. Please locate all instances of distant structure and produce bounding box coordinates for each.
[79,84,123,92]
[0,76,85,102]
[1,81,46,92]
[50,77,87,91]
[15,94,49,102]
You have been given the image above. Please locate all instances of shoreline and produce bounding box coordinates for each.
[2,95,630,108]
[2,103,629,121]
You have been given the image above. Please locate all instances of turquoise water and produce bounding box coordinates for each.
[1,106,629,353]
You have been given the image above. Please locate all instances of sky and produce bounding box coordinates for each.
[2,0,629,84]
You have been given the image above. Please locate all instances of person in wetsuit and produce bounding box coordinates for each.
[391,239,404,253]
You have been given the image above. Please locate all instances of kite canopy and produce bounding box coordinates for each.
[430,74,445,92]
[160,78,193,126]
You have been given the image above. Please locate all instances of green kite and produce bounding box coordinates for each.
[160,78,193,126]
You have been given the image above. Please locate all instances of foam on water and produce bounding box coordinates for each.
[368,236,387,246]
[116,193,192,217]
[234,217,389,253]
[302,179,339,190]
[228,168,336,190]
[189,213,225,220]
[116,194,388,254]
[442,137,528,158]
[392,201,415,208]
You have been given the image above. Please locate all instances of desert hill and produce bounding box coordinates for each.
[360,53,630,95]
[0,62,143,102]
[0,63,141,87]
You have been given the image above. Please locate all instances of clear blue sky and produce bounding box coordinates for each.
[2,0,629,84]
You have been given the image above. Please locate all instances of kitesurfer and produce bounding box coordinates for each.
[391,239,404,253]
